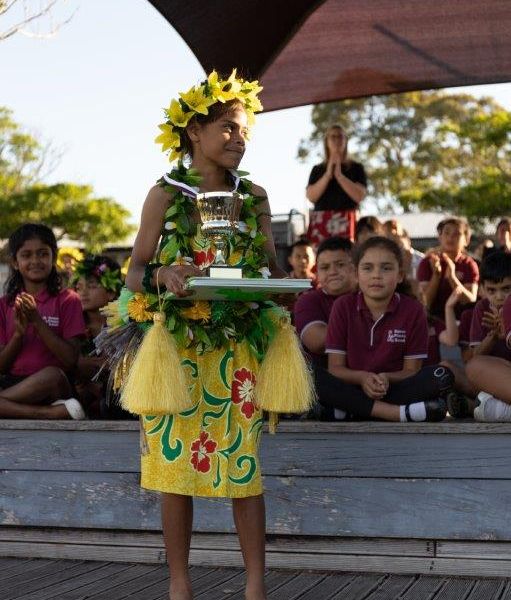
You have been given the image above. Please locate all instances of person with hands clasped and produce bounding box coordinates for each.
[316,237,454,422]
[306,125,367,245]
[0,224,86,419]
[417,217,478,321]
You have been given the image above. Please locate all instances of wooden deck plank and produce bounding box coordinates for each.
[5,430,511,480]
[432,578,475,600]
[266,571,327,599]
[194,569,247,599]
[464,579,506,599]
[399,576,445,600]
[5,471,511,540]
[2,418,511,434]
[363,575,417,599]
[121,566,225,600]
[499,581,511,600]
[2,560,107,600]
[15,563,154,600]
[292,573,357,600]
[81,564,170,599]
[0,558,56,584]
[329,573,385,599]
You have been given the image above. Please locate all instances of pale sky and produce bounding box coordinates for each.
[2,0,511,230]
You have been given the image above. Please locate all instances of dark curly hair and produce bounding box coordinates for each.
[4,223,61,304]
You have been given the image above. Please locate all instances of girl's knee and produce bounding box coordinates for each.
[432,364,455,390]
[37,366,71,392]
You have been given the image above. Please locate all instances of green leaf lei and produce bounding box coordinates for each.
[115,165,288,360]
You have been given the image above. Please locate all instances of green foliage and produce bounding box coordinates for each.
[0,106,134,250]
[298,91,511,227]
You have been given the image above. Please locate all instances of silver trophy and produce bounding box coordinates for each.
[196,191,244,278]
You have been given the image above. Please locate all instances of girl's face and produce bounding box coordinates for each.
[357,247,403,301]
[326,128,347,157]
[75,276,114,311]
[14,238,54,285]
[439,223,466,254]
[191,106,248,169]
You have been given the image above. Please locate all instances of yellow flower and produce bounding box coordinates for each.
[155,123,180,152]
[180,85,216,115]
[168,147,182,163]
[127,293,153,322]
[227,250,243,266]
[101,300,123,328]
[165,98,193,128]
[181,301,211,322]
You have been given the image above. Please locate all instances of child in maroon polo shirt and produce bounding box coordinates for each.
[0,224,86,419]
[417,217,478,321]
[465,253,511,421]
[316,236,453,422]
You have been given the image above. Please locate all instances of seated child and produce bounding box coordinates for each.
[294,237,355,369]
[72,255,124,418]
[417,217,478,321]
[0,224,86,419]
[287,239,315,280]
[466,291,511,421]
[354,215,383,245]
[316,236,454,422]
[465,252,511,421]
[427,288,477,417]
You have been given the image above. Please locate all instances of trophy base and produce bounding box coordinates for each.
[208,266,243,279]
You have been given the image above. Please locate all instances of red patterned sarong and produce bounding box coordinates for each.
[306,210,356,246]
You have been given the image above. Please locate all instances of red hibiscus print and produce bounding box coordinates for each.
[190,431,217,473]
[194,248,215,269]
[232,368,256,419]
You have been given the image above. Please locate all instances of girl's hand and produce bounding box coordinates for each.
[446,287,464,308]
[159,264,203,297]
[13,297,28,337]
[376,373,390,394]
[442,253,456,279]
[428,252,442,275]
[326,158,336,178]
[361,372,386,400]
[17,292,41,323]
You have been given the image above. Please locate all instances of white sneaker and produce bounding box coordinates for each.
[474,392,511,422]
[51,398,87,420]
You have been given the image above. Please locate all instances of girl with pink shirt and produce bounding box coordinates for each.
[0,224,86,419]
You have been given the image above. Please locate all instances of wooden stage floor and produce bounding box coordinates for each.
[2,558,510,600]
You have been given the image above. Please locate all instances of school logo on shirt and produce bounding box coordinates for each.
[387,329,406,343]
[455,270,465,281]
[43,316,60,327]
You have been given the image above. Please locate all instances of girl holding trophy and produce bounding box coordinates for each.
[99,71,313,600]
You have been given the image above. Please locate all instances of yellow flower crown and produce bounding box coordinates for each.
[155,69,263,163]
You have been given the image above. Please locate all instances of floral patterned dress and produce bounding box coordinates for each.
[140,167,276,498]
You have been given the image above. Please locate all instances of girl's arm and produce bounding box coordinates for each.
[306,163,334,204]
[419,254,442,309]
[439,288,464,346]
[0,303,26,374]
[253,185,287,278]
[443,254,478,303]
[126,185,201,296]
[328,352,385,399]
[380,357,422,384]
[19,296,80,369]
[333,164,366,204]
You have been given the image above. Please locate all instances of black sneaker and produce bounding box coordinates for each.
[424,398,447,422]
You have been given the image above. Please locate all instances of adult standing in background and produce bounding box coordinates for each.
[306,125,367,245]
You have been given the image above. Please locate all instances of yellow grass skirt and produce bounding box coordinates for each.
[140,340,263,498]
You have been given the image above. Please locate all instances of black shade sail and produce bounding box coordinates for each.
[148,0,511,111]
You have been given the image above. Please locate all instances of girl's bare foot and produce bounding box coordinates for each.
[169,581,193,600]
[245,582,267,600]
